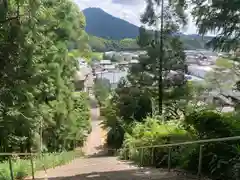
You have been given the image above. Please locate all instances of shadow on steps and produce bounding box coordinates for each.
[85,145,116,158]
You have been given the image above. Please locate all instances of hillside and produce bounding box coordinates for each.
[180,34,212,50]
[83,8,213,51]
[88,35,139,52]
[83,8,139,40]
[88,34,212,52]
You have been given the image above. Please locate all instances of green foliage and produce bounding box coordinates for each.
[181,110,240,179]
[113,79,152,123]
[0,0,90,154]
[118,109,240,179]
[215,58,234,69]
[184,110,233,138]
[191,0,240,51]
[179,34,213,50]
[101,79,152,149]
[88,34,212,52]
[120,117,191,166]
[0,151,81,180]
[101,100,125,149]
[88,35,140,52]
[94,78,111,106]
[90,52,103,61]
[129,0,188,118]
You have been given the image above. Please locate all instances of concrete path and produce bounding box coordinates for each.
[33,97,197,180]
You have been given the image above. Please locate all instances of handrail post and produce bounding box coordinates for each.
[198,145,203,180]
[124,150,127,160]
[30,154,35,180]
[168,147,172,172]
[140,148,144,166]
[151,147,155,165]
[8,156,14,180]
[236,166,240,180]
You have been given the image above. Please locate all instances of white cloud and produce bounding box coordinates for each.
[74,0,198,34]
[112,0,139,5]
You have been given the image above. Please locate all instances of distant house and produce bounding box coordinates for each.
[206,90,240,111]
[229,48,240,57]
[103,64,115,70]
[118,61,129,65]
[188,65,213,79]
[186,56,198,64]
[100,60,112,65]
[74,66,93,92]
[130,59,139,64]
[74,71,85,91]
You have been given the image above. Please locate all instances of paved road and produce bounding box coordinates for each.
[33,97,198,180]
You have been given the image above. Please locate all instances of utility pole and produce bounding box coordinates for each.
[157,0,164,115]
[40,118,43,153]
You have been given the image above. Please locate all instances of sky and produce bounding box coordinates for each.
[74,0,198,34]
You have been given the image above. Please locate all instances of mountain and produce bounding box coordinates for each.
[83,8,213,51]
[82,8,139,40]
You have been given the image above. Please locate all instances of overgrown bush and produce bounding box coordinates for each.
[117,109,240,180]
[101,80,152,149]
[94,78,111,106]
[113,79,152,123]
[101,101,125,149]
[71,92,91,146]
[120,117,192,167]
[180,110,240,180]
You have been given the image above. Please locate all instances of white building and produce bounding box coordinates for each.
[100,60,112,65]
[74,66,93,92]
[168,70,204,82]
[130,59,139,64]
[103,64,115,70]
[188,65,213,79]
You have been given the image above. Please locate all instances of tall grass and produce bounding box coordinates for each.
[0,151,82,180]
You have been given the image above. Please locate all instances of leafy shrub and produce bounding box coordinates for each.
[113,80,152,123]
[180,110,240,179]
[118,110,240,180]
[101,101,125,149]
[120,117,191,167]
[72,92,91,146]
[101,81,152,149]
[94,78,111,106]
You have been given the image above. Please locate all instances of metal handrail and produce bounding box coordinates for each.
[106,136,240,180]
[0,151,75,180]
[0,152,39,155]
[1,136,240,180]
[126,135,240,149]
[103,136,240,152]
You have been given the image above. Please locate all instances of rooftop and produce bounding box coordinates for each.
[74,66,92,81]
[100,60,112,65]
[188,65,214,72]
